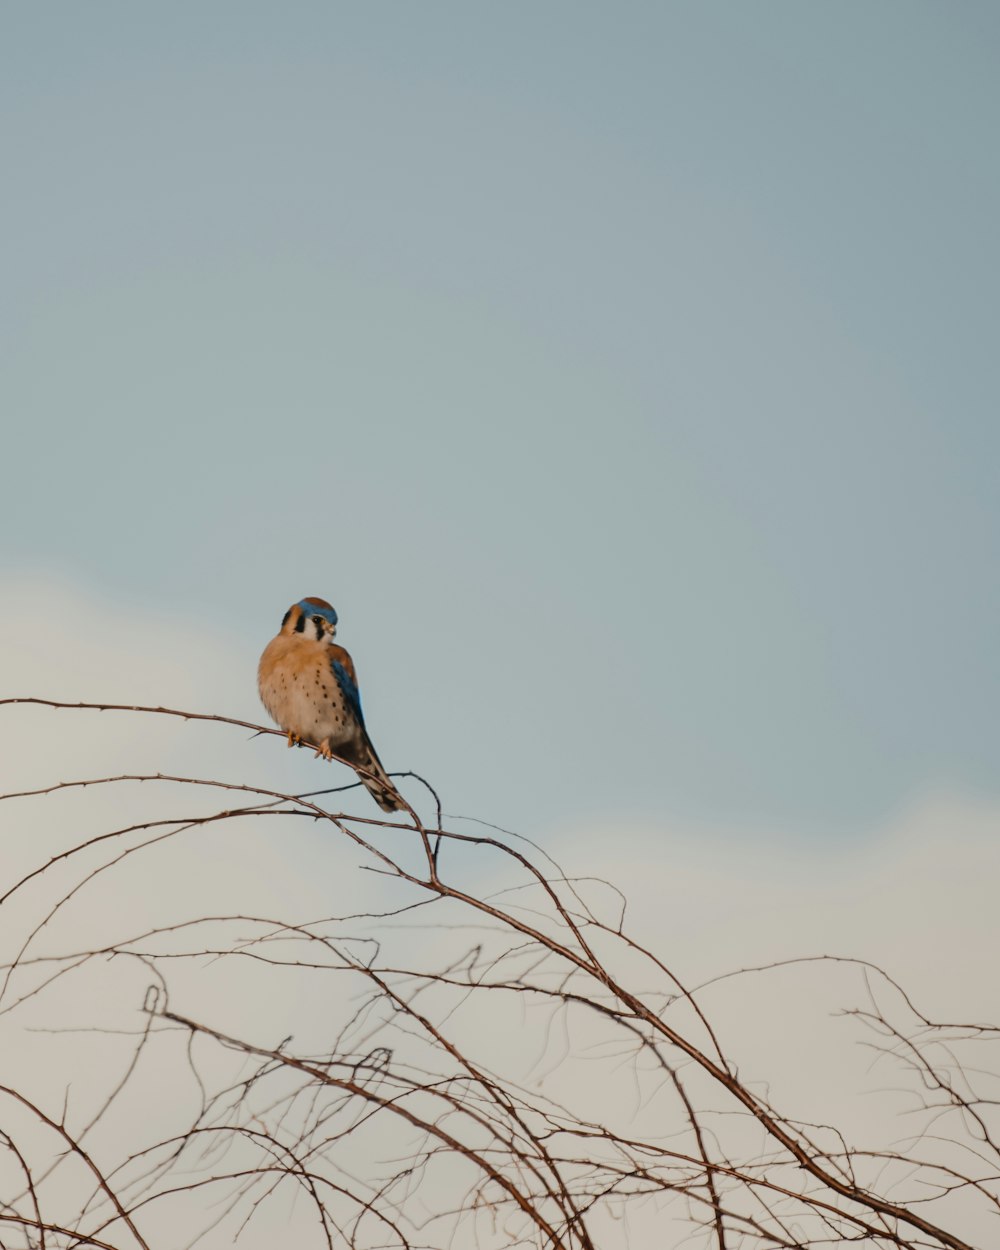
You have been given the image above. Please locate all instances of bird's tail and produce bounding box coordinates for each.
[355,740,405,813]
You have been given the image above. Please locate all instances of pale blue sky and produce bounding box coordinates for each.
[4,3,998,837]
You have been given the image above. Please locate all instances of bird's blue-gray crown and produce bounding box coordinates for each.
[298,596,338,627]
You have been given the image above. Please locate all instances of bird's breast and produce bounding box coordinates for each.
[258,638,358,748]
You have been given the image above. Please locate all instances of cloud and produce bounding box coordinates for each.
[0,576,996,1247]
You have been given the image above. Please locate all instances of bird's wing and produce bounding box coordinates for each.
[328,646,365,728]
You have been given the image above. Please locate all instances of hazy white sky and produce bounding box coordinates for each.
[4,4,998,837]
[1,587,998,1246]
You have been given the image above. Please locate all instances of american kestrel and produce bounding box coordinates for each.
[258,597,404,813]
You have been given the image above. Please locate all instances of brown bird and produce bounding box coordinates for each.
[257,597,404,812]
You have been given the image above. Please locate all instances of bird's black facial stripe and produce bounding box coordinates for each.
[294,612,307,633]
[280,610,291,630]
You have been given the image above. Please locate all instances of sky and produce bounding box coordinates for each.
[4,2,999,838]
[2,7,999,1246]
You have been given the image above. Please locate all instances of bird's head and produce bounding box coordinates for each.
[279,596,339,643]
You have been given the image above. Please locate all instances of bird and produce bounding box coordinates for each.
[258,596,405,813]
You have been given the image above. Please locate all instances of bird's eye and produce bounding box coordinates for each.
[312,615,325,630]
